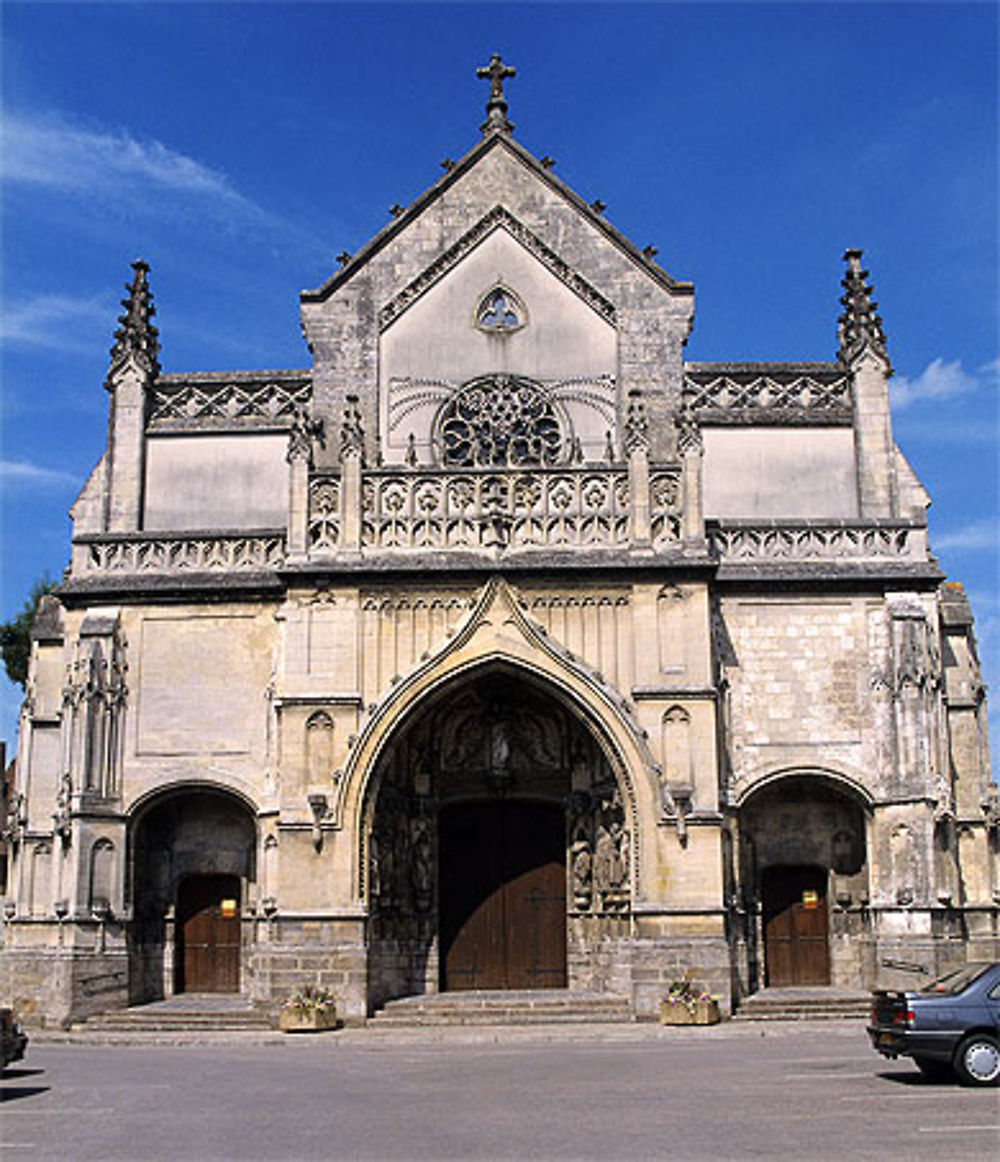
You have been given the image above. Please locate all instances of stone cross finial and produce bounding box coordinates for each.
[477,53,516,136]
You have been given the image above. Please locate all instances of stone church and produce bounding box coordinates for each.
[3,59,997,1026]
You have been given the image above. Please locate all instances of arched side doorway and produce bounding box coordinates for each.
[128,787,257,1002]
[739,774,869,989]
[363,668,632,1008]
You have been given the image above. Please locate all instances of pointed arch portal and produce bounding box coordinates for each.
[364,666,633,1006]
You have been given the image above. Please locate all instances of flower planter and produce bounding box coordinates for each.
[278,1007,338,1033]
[659,999,720,1026]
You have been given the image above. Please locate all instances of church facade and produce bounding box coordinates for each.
[3,60,997,1026]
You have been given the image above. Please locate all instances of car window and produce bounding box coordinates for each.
[919,964,991,995]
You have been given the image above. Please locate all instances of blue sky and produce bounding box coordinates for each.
[2,1,997,756]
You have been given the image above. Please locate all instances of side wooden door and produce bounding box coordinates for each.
[176,874,241,993]
[762,866,830,987]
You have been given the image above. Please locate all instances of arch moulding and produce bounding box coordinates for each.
[126,776,261,823]
[733,763,875,812]
[334,577,665,897]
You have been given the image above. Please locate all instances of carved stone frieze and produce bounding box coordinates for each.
[148,374,311,429]
[352,466,634,553]
[78,533,286,574]
[709,521,924,563]
[308,479,341,551]
[683,366,851,424]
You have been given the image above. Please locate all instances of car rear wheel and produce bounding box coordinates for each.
[912,1055,952,1081]
[953,1034,1000,1087]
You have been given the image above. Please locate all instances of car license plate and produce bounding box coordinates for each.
[877,1033,896,1047]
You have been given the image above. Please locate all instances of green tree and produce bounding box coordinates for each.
[0,576,57,690]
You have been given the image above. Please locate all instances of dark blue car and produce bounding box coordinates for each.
[868,962,1000,1086]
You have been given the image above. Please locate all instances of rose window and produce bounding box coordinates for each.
[438,375,564,467]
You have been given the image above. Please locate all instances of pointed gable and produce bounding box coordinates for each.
[301,133,694,465]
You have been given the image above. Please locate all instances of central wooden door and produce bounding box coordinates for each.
[762,866,830,987]
[440,802,567,991]
[176,874,241,993]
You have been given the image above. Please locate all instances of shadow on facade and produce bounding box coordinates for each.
[363,665,632,1010]
[127,787,257,1003]
[737,773,869,990]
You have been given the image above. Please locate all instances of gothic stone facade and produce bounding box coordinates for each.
[3,77,997,1027]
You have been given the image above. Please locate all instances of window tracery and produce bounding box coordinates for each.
[476,286,524,332]
[437,374,564,467]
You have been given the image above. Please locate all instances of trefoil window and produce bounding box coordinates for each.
[476,287,525,333]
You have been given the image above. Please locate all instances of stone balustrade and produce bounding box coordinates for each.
[74,532,287,574]
[707,519,928,563]
[68,496,929,578]
[307,464,682,555]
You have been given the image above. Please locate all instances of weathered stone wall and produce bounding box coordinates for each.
[301,140,693,465]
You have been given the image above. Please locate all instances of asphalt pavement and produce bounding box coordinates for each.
[3,1020,998,1160]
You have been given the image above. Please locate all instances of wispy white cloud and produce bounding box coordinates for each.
[2,108,334,262]
[4,110,258,209]
[891,356,999,409]
[0,459,80,487]
[1,292,111,353]
[933,518,1000,552]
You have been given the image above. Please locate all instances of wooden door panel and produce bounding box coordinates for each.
[503,804,566,989]
[440,802,566,991]
[763,866,830,987]
[177,875,240,993]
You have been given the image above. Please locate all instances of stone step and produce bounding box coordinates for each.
[81,1007,274,1033]
[370,990,633,1028]
[732,993,870,1022]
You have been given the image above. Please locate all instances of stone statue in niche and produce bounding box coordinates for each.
[410,817,433,912]
[831,828,859,876]
[568,791,593,910]
[489,714,511,774]
[370,798,409,912]
[592,791,629,910]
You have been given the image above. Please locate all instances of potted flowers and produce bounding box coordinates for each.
[278,984,338,1033]
[660,979,721,1026]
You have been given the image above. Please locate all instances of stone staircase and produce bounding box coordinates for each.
[368,989,633,1028]
[77,994,275,1035]
[732,987,872,1022]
